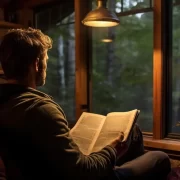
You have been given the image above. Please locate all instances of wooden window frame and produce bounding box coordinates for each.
[75,0,180,153]
[74,0,92,120]
[144,0,180,152]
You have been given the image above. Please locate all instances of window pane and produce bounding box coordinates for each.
[92,12,153,132]
[36,11,76,123]
[116,0,152,13]
[171,5,180,133]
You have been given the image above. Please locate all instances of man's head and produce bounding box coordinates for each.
[0,27,52,87]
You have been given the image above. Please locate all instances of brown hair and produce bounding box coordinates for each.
[0,27,52,80]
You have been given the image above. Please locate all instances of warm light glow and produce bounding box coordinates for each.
[101,38,113,42]
[83,21,119,27]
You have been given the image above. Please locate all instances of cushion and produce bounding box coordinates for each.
[167,167,180,180]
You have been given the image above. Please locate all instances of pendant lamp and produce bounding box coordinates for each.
[82,0,120,27]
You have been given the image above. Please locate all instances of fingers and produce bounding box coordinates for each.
[109,132,125,148]
[119,132,124,142]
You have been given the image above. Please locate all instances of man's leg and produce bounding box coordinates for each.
[114,151,171,180]
[116,123,144,166]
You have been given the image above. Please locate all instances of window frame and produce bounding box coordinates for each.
[74,0,92,120]
[75,0,180,153]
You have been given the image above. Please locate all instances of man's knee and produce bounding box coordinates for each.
[146,151,171,171]
[146,150,169,161]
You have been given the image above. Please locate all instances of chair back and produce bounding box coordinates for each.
[0,156,6,180]
[0,149,23,180]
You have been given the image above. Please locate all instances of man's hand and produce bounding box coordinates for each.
[109,132,128,159]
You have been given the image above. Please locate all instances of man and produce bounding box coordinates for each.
[0,28,170,180]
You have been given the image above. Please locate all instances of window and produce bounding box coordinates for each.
[35,3,76,122]
[75,0,180,151]
[91,0,153,132]
[171,2,180,134]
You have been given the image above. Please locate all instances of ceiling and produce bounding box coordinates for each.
[0,0,74,26]
[0,0,74,10]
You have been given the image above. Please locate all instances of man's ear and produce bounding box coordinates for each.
[35,58,39,72]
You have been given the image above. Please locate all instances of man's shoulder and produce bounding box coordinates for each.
[18,89,61,108]
[12,88,52,106]
[0,85,66,126]
[21,87,52,99]
[6,87,65,117]
[23,89,66,118]
[0,84,52,103]
[21,90,68,126]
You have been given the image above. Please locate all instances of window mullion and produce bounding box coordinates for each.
[75,0,91,120]
[153,0,172,139]
[153,0,164,139]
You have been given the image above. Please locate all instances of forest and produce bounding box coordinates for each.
[37,0,180,133]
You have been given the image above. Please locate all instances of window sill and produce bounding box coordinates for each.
[144,136,180,152]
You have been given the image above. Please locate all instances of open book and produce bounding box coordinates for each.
[70,109,140,155]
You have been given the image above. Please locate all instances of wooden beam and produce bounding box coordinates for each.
[22,0,56,8]
[5,0,58,9]
[153,0,163,139]
[0,21,22,28]
[75,0,91,120]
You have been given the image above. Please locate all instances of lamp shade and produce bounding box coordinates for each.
[82,1,120,27]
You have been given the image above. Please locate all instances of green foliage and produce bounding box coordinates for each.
[171,5,180,133]
[38,14,76,122]
[92,10,153,131]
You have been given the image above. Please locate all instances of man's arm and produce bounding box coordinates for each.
[25,99,117,179]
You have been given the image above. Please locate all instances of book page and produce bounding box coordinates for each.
[91,109,139,153]
[70,112,105,155]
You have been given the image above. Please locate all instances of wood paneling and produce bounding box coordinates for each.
[0,21,22,28]
[22,0,55,8]
[0,0,59,9]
